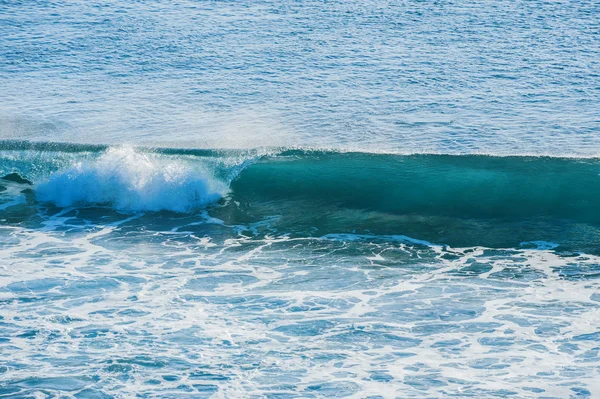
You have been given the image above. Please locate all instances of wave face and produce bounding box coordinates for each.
[228,151,600,251]
[231,150,600,222]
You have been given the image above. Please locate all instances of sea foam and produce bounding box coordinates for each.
[36,146,227,212]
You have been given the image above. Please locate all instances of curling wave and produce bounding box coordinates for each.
[0,141,599,249]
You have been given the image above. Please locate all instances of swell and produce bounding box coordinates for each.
[219,151,600,251]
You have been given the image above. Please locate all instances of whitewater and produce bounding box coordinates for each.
[1,1,600,398]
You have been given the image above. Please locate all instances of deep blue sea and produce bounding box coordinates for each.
[1,1,600,398]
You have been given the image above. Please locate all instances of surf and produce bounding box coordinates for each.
[0,140,598,250]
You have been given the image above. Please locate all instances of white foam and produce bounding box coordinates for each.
[35,146,228,212]
[2,221,600,397]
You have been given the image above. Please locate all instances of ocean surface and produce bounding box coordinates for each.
[1,1,600,398]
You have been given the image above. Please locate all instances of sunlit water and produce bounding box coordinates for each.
[1,1,600,398]
[1,0,600,155]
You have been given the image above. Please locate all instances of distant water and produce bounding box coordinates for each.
[1,1,600,398]
[2,0,600,155]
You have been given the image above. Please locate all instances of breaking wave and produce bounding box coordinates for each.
[35,146,228,212]
[0,140,598,250]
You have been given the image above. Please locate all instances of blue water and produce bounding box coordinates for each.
[1,1,600,398]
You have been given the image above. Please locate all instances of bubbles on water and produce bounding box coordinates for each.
[35,146,229,212]
[0,213,599,397]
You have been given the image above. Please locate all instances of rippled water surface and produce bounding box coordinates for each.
[1,0,600,154]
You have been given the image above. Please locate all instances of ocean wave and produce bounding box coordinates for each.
[0,141,597,250]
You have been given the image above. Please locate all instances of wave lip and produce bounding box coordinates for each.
[35,146,228,212]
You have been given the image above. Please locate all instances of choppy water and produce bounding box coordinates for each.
[1,1,600,398]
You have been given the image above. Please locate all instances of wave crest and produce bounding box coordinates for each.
[36,146,227,212]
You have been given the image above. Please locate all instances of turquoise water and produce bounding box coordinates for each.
[2,1,600,398]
